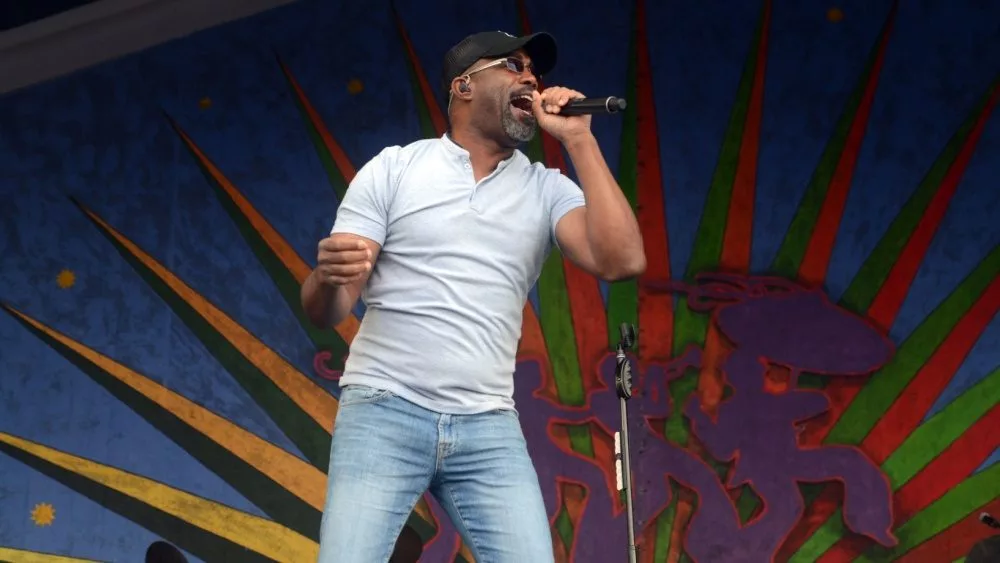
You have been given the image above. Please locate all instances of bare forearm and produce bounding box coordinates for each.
[564,133,645,275]
[301,269,356,328]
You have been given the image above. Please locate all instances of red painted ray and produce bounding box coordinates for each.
[277,58,357,181]
[718,0,770,273]
[696,0,772,417]
[796,2,896,286]
[802,78,999,448]
[890,404,1000,523]
[866,85,1000,330]
[632,0,674,365]
[895,497,1000,563]
[787,359,999,558]
[518,0,607,395]
[785,286,998,555]
[815,404,1000,562]
[863,276,1000,462]
[390,4,447,137]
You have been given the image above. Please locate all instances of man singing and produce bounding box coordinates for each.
[302,30,645,562]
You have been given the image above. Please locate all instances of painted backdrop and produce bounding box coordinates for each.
[1,0,997,561]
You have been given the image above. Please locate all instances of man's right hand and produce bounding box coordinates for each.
[316,234,373,287]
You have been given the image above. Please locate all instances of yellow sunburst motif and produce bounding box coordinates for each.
[30,502,55,526]
[56,269,75,289]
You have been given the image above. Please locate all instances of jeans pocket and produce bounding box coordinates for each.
[494,407,520,420]
[339,385,394,407]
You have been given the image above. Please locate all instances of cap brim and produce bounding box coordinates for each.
[483,32,557,77]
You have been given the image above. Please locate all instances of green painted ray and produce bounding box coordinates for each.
[671,1,767,357]
[169,120,350,371]
[789,365,1000,561]
[787,512,844,563]
[737,486,760,523]
[536,240,585,405]
[606,8,641,349]
[652,487,679,563]
[555,504,575,558]
[855,463,1000,562]
[770,9,893,277]
[824,245,1000,445]
[838,76,1000,314]
[515,9,584,407]
[569,425,595,458]
[0,437,286,563]
[71,200,332,469]
[277,61,350,199]
[1,306,321,540]
[882,366,1000,486]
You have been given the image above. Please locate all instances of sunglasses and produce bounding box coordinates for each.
[464,56,537,79]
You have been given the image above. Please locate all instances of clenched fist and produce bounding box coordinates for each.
[316,234,372,286]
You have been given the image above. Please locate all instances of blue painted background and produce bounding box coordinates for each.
[0,0,997,560]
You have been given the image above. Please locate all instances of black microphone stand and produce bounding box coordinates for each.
[614,322,638,563]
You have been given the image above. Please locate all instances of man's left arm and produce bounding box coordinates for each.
[533,87,646,281]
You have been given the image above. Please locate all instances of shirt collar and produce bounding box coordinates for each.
[441,133,521,169]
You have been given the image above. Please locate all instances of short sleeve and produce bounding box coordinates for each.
[548,173,587,242]
[330,147,398,245]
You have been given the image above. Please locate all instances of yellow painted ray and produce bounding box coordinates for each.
[0,547,104,563]
[3,302,437,530]
[0,432,318,561]
[4,305,328,511]
[75,204,337,430]
[171,123,360,344]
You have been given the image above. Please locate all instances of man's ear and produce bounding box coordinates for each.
[452,76,473,100]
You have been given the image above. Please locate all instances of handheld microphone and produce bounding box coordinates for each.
[559,96,628,116]
[981,512,1000,529]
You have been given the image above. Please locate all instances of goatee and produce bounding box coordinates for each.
[501,103,537,143]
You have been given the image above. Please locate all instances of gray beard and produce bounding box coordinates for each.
[501,102,537,143]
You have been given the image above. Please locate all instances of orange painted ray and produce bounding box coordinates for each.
[0,432,319,561]
[632,0,674,366]
[796,1,897,285]
[4,304,329,510]
[167,118,360,344]
[75,203,337,431]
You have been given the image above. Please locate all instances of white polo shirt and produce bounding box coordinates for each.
[331,133,585,414]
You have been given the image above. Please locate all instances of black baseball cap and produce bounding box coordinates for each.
[441,31,557,97]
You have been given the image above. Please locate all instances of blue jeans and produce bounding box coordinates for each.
[318,384,554,562]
